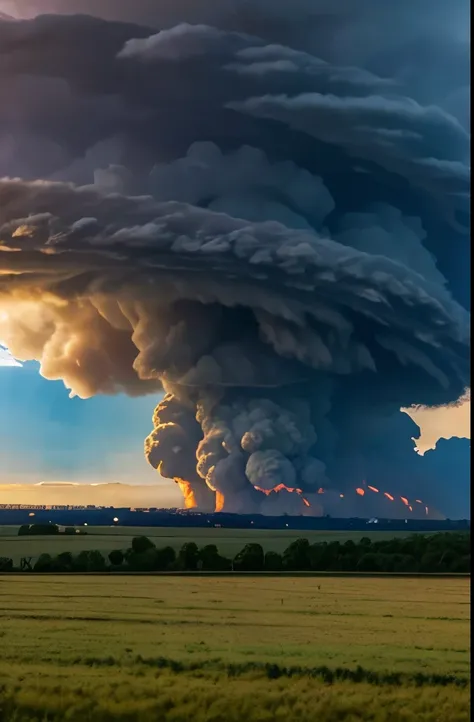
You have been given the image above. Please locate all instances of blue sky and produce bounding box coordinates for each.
[0,358,169,488]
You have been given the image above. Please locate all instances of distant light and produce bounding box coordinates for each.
[285,523,289,527]
[28,512,35,517]
[113,517,119,523]
[84,523,88,526]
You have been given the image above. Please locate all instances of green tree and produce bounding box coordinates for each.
[87,550,106,572]
[55,552,74,571]
[283,538,311,570]
[108,549,124,567]
[326,541,343,570]
[178,542,199,570]
[308,542,329,571]
[391,554,418,573]
[128,545,175,572]
[34,553,54,572]
[74,551,91,572]
[127,549,156,572]
[399,535,426,557]
[356,553,384,572]
[72,550,105,572]
[131,536,155,554]
[264,551,283,571]
[199,544,218,569]
[449,555,470,573]
[338,554,358,571]
[419,551,442,572]
[29,524,59,536]
[233,543,265,571]
[18,525,30,536]
[199,544,231,571]
[376,540,403,555]
[155,546,176,571]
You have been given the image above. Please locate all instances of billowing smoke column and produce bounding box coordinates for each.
[0,1,470,517]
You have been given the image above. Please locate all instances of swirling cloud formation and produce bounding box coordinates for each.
[0,1,469,516]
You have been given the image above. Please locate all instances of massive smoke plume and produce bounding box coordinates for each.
[0,1,470,517]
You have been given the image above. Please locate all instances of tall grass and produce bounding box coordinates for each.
[0,670,470,722]
[0,575,469,721]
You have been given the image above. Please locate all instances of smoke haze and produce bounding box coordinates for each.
[0,1,470,518]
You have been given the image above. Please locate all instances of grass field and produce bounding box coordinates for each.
[0,525,434,565]
[0,575,469,721]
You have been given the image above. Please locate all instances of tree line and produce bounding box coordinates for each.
[0,530,469,574]
[18,524,88,536]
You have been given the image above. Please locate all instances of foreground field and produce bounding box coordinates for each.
[0,525,432,564]
[0,575,469,721]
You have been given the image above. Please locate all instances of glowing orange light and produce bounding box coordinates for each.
[356,488,365,496]
[400,496,409,506]
[384,492,395,501]
[368,486,379,493]
[254,484,312,510]
[175,478,197,509]
[317,487,325,495]
[408,505,413,512]
[215,491,225,513]
[255,484,304,496]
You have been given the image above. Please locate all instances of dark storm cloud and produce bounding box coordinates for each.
[0,176,468,405]
[0,9,469,307]
[0,1,469,516]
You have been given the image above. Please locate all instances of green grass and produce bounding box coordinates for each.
[0,575,469,721]
[0,525,438,564]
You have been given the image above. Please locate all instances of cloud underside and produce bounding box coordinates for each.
[0,178,468,407]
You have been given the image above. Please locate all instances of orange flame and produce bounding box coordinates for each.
[215,491,225,513]
[400,496,409,506]
[255,483,304,496]
[175,478,197,509]
[356,487,365,496]
[254,484,311,508]
[368,485,379,493]
[384,492,395,501]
